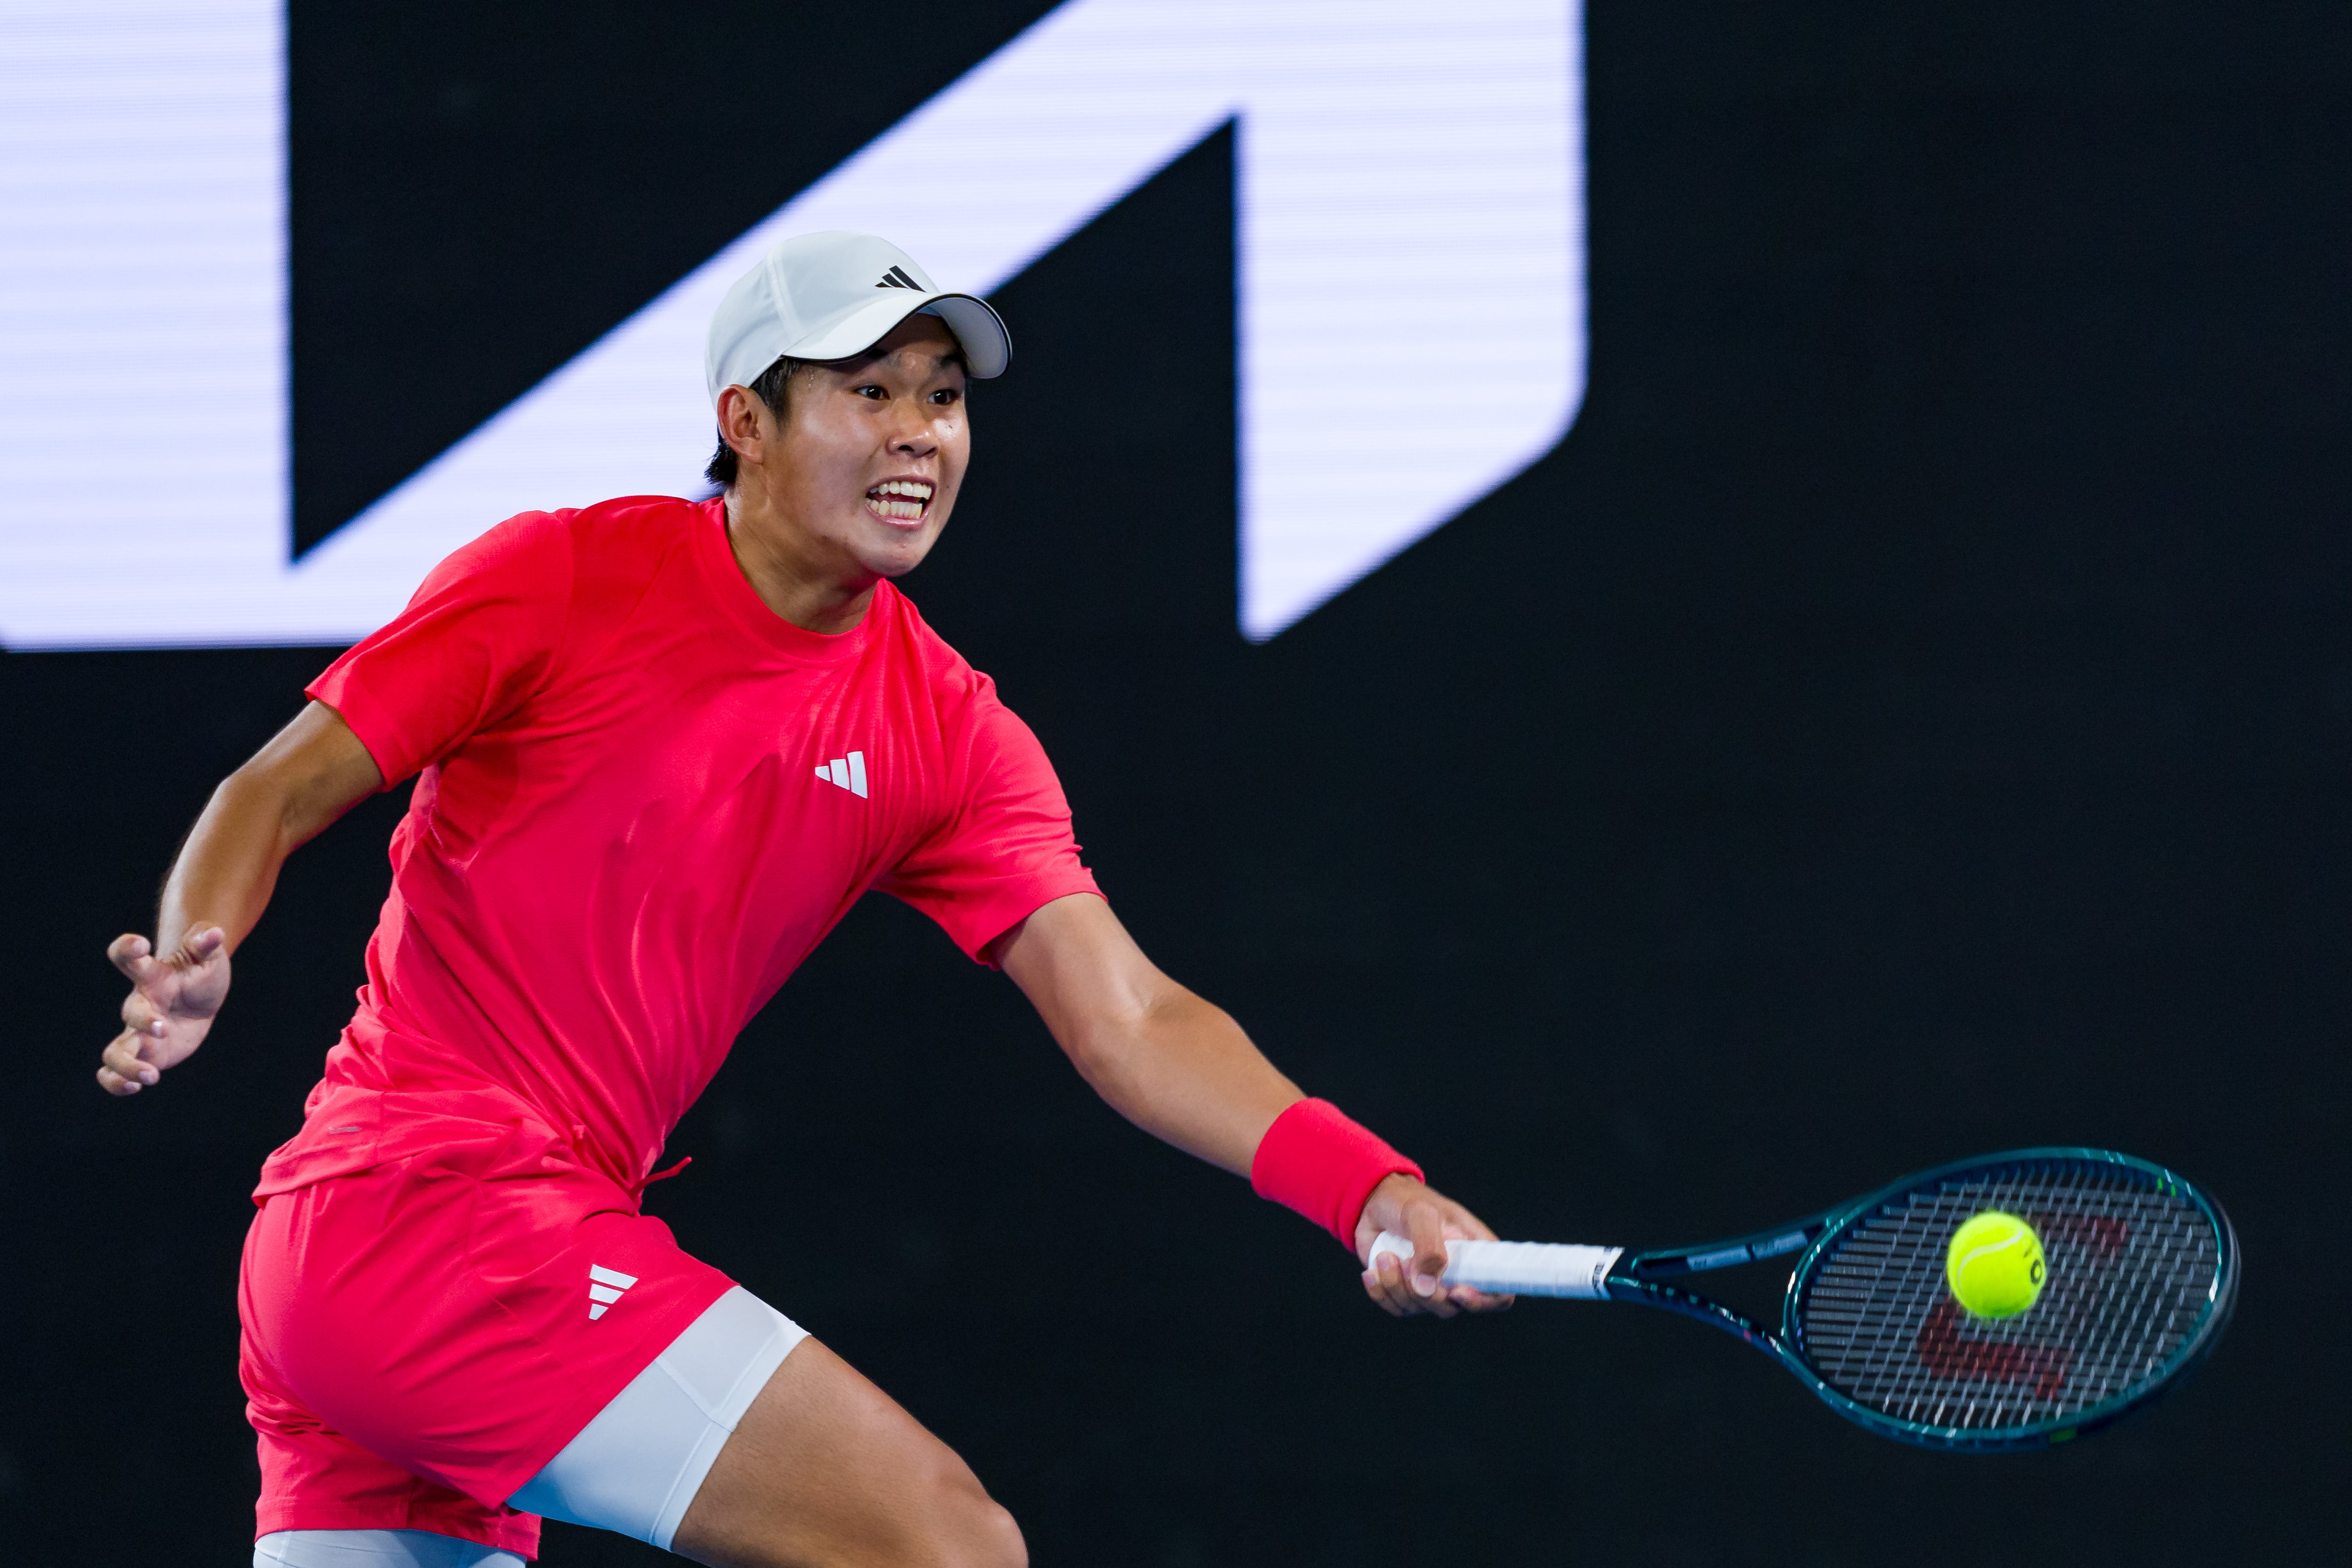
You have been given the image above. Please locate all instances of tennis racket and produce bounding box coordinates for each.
[1370,1147,2236,1451]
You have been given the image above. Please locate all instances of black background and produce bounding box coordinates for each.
[8,1,2349,1560]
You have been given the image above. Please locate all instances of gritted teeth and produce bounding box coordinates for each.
[864,478,934,523]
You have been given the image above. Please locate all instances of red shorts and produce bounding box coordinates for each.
[238,1083,734,1556]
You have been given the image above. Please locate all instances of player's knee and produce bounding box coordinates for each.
[958,1497,1025,1568]
[918,1466,1024,1568]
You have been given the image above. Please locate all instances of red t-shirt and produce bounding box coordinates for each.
[292,495,1099,1190]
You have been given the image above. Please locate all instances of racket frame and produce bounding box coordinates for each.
[1597,1147,2239,1452]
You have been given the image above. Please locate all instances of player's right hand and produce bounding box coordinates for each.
[96,927,231,1095]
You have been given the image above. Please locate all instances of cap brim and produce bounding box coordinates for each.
[785,291,1010,378]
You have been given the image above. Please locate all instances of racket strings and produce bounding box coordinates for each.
[1793,1162,2220,1431]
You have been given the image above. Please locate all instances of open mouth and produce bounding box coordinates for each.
[864,478,934,524]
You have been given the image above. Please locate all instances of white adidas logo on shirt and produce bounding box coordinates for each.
[815,750,868,799]
[587,1264,637,1321]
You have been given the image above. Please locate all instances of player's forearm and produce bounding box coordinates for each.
[157,704,384,954]
[1062,987,1303,1176]
[158,769,310,954]
[997,895,1303,1173]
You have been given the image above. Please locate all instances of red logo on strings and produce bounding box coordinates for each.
[1915,1298,2071,1400]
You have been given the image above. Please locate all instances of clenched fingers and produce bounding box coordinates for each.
[97,1027,161,1094]
[1362,1247,1460,1318]
[1446,1283,1514,1314]
[121,987,167,1035]
[108,933,158,983]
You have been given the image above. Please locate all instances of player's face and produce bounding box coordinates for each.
[773,315,970,579]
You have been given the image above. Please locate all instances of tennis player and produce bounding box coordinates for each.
[96,231,1508,1568]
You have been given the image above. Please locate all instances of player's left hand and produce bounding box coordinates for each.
[1353,1173,1514,1318]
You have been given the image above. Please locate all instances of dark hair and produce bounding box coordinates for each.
[705,355,811,487]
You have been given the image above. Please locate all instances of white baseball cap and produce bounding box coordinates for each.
[704,231,1010,404]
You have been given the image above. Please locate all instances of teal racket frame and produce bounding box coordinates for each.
[1596,1148,2239,1452]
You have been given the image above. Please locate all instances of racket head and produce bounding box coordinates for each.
[1781,1148,2237,1452]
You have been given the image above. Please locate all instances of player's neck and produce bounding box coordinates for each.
[722,488,879,636]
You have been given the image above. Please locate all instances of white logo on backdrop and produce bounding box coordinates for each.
[0,0,1583,648]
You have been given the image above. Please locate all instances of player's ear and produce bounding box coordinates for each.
[715,385,766,466]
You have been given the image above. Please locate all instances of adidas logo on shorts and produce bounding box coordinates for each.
[587,1264,638,1320]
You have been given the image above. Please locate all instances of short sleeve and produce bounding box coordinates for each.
[306,511,573,786]
[876,684,1101,964]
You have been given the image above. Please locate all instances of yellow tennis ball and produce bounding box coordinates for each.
[1947,1211,2046,1318]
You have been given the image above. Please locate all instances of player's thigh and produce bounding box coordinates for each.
[670,1336,1024,1568]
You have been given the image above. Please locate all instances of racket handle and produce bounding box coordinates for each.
[1368,1232,1623,1299]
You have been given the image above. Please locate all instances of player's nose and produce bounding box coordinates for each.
[885,402,940,454]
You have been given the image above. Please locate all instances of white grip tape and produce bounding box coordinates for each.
[1368,1233,1623,1299]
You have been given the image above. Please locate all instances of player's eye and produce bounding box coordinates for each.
[854,384,887,400]
[929,387,961,406]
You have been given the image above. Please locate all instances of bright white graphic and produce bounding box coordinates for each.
[0,0,287,647]
[0,0,1583,648]
[815,751,870,799]
[587,1263,637,1321]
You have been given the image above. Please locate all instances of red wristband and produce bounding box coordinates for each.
[1249,1098,1423,1248]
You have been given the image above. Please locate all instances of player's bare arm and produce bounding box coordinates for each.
[995,893,1513,1318]
[96,702,380,1095]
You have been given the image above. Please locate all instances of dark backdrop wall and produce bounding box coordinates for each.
[7,2,2347,1561]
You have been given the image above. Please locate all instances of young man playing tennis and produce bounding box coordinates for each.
[96,231,1508,1568]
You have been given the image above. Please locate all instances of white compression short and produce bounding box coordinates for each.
[254,1285,808,1567]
